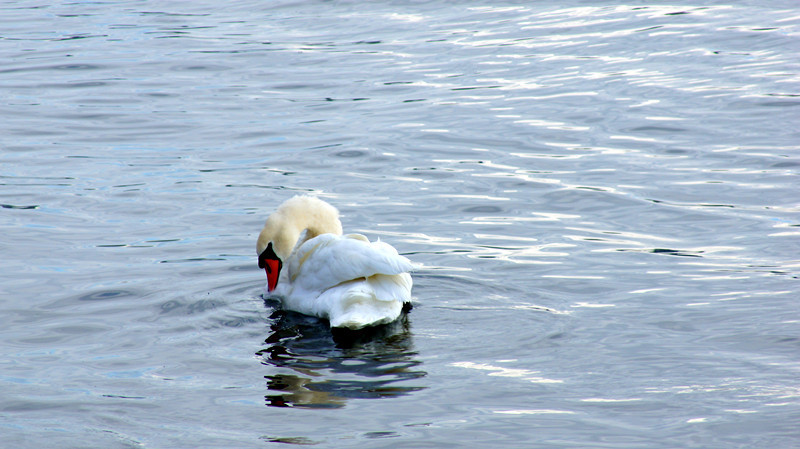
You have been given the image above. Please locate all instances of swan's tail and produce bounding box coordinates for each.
[328,283,404,330]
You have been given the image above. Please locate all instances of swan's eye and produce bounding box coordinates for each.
[258,242,279,269]
[259,242,283,292]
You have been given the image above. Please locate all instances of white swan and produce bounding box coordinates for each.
[256,195,414,329]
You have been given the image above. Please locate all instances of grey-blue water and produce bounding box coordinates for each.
[1,1,798,447]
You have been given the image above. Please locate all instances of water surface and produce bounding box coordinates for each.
[1,1,798,448]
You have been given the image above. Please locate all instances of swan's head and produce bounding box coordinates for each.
[257,195,342,292]
[256,218,292,292]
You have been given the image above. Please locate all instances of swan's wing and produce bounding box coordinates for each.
[286,233,413,294]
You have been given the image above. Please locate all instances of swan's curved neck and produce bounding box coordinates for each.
[258,196,343,260]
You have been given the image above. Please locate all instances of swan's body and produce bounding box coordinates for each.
[257,196,413,329]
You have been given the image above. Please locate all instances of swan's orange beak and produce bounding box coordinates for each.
[258,242,282,292]
[265,259,281,292]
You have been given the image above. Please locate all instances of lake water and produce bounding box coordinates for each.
[1,1,798,447]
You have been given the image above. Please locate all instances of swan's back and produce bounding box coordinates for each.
[274,233,414,329]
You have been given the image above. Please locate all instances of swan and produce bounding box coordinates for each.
[256,195,414,330]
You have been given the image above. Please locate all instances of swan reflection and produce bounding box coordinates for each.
[257,305,426,408]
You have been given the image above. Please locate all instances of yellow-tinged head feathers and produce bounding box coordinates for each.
[256,195,343,262]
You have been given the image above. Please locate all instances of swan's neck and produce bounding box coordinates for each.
[259,196,343,260]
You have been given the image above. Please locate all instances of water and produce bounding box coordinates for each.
[1,1,798,447]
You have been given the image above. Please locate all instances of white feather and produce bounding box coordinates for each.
[272,233,414,329]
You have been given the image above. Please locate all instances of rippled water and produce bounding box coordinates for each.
[2,1,799,447]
